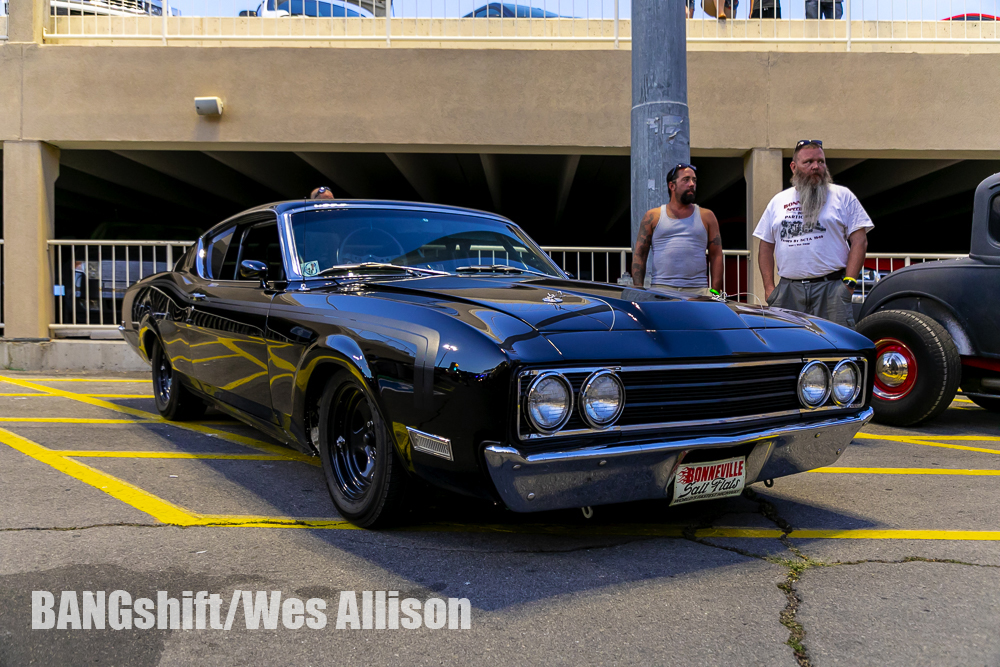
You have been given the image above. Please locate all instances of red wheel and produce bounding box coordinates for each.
[857,310,961,426]
[873,337,918,401]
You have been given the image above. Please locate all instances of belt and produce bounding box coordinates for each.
[780,269,846,284]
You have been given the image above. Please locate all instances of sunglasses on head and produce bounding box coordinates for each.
[795,139,823,150]
[667,163,697,182]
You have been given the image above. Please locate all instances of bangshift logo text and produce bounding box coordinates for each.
[31,590,471,631]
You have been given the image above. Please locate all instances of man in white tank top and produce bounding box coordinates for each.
[631,164,724,297]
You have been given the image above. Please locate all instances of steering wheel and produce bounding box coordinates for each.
[338,228,406,265]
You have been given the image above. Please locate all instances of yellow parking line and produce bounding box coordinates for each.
[58,451,298,460]
[0,427,198,526]
[5,426,1000,540]
[856,433,1000,455]
[788,529,1000,541]
[906,435,1000,442]
[7,378,149,383]
[0,393,154,398]
[0,375,318,466]
[0,418,147,424]
[813,467,1000,475]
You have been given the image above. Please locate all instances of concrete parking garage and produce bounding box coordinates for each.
[1,371,998,666]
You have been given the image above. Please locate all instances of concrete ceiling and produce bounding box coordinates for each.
[4,150,987,254]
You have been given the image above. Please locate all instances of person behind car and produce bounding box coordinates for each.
[753,139,873,328]
[631,163,724,297]
[310,186,335,200]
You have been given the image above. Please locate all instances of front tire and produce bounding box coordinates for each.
[318,374,409,528]
[857,310,961,426]
[151,338,207,421]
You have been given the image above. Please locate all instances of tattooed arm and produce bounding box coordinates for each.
[702,208,724,291]
[631,208,659,287]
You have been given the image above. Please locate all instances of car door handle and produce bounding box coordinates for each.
[190,292,207,301]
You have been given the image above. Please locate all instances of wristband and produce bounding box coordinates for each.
[842,277,857,287]
[709,288,722,296]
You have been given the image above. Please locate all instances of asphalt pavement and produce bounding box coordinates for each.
[1,371,998,667]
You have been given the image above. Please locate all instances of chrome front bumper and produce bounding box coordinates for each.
[484,407,874,513]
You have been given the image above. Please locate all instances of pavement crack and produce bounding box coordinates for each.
[828,556,1000,569]
[683,488,822,666]
[1,522,165,532]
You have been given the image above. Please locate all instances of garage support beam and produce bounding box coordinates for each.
[7,0,46,43]
[3,141,60,339]
[743,148,783,305]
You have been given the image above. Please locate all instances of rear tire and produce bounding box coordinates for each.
[857,310,961,426]
[151,338,207,421]
[318,374,409,528]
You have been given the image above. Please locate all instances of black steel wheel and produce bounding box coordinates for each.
[318,374,409,528]
[150,338,206,421]
[856,310,961,426]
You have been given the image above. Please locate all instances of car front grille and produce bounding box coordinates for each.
[516,358,862,442]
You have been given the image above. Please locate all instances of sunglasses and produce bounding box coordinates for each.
[667,163,697,182]
[795,139,824,150]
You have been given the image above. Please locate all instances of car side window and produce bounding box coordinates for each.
[990,194,1000,245]
[203,227,236,279]
[237,222,286,282]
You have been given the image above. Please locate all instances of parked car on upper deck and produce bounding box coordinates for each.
[121,200,874,527]
[463,2,566,17]
[240,0,372,17]
[857,173,1000,424]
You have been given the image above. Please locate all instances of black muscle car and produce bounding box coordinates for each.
[857,173,1000,425]
[121,200,874,527]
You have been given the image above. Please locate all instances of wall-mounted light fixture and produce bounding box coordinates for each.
[194,97,224,116]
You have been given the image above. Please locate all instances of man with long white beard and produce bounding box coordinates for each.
[753,140,873,328]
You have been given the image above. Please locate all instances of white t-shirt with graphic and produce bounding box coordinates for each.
[753,184,874,280]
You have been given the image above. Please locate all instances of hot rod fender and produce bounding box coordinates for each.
[860,292,974,356]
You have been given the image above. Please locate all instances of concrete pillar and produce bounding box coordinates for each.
[743,148,784,305]
[7,0,48,43]
[630,0,689,247]
[3,141,60,339]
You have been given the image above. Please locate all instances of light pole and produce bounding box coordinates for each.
[631,0,689,247]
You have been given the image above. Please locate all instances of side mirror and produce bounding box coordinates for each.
[239,9,257,15]
[240,259,268,286]
[565,271,576,280]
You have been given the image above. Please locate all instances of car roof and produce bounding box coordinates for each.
[202,199,515,238]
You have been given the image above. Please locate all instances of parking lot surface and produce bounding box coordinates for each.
[2,371,999,666]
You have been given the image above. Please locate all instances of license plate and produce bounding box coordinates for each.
[670,456,746,506]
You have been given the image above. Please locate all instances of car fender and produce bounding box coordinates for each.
[862,291,974,356]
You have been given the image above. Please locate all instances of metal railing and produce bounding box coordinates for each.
[543,246,753,300]
[39,240,967,337]
[43,0,1000,46]
[48,240,194,337]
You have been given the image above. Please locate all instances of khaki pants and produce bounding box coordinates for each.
[651,284,713,297]
[766,279,856,329]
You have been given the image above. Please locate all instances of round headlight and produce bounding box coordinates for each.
[580,370,625,429]
[831,360,861,406]
[526,372,573,433]
[797,361,832,408]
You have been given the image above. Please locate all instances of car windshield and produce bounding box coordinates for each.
[276,0,364,16]
[289,207,563,278]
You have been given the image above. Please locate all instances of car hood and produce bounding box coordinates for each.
[330,276,821,334]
